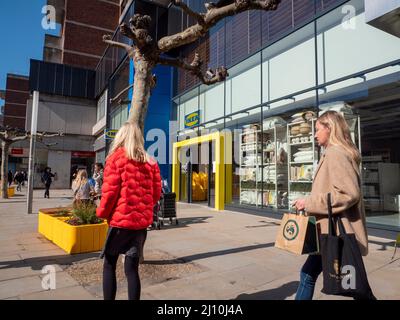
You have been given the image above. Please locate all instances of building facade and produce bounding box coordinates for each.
[94,0,177,182]
[171,0,400,232]
[3,74,30,129]
[23,59,98,189]
[44,0,120,69]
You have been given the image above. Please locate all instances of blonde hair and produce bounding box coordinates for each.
[107,122,147,162]
[74,169,88,188]
[317,111,361,165]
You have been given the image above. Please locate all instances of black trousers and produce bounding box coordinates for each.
[44,183,51,198]
[103,254,141,300]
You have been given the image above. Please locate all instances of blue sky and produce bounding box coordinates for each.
[0,0,60,108]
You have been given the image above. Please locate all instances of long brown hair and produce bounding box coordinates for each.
[317,111,361,165]
[107,122,147,162]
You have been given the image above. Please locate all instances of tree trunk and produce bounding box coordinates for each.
[1,141,10,199]
[128,55,154,134]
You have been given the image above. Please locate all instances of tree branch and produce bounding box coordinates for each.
[36,132,64,138]
[120,23,137,42]
[11,135,29,142]
[103,35,133,52]
[170,0,206,26]
[158,0,281,53]
[158,54,228,85]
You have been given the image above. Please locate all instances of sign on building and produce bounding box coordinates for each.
[185,111,200,129]
[104,129,118,140]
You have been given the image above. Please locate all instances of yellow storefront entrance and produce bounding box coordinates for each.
[172,132,232,211]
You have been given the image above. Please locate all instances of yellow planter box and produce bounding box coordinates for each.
[0,187,15,197]
[8,187,15,197]
[38,209,108,254]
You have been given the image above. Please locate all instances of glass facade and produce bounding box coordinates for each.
[174,0,400,231]
[177,0,348,94]
[109,57,130,130]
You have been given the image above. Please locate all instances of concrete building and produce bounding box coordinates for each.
[21,59,98,189]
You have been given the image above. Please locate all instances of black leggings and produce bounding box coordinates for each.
[44,184,51,198]
[103,253,141,300]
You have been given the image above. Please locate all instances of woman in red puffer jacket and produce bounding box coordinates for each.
[97,122,161,301]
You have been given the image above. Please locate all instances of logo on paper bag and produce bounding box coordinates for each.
[334,259,340,276]
[283,220,299,241]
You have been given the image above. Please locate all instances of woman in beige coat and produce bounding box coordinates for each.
[293,111,373,300]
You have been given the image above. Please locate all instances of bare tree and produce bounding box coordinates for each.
[103,0,281,134]
[0,126,63,199]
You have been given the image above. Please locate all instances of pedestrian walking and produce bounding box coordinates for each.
[92,163,104,200]
[22,171,27,186]
[72,169,92,206]
[96,122,161,301]
[41,167,55,199]
[293,111,375,300]
[14,171,24,192]
[7,170,13,187]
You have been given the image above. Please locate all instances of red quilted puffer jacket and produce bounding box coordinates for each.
[96,147,161,230]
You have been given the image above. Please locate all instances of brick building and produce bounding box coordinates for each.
[2,0,120,129]
[2,74,30,129]
[44,0,120,70]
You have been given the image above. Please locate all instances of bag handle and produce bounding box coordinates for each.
[327,193,336,236]
[327,193,347,236]
[337,216,347,235]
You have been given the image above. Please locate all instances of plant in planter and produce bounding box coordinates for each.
[53,208,72,217]
[67,201,103,226]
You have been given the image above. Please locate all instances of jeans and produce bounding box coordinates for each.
[295,254,323,300]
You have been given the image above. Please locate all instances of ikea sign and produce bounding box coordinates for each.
[185,111,200,129]
[104,129,118,140]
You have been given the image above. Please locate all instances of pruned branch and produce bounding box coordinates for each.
[11,135,29,142]
[103,35,134,53]
[158,54,228,85]
[171,0,206,26]
[125,15,154,48]
[158,0,281,53]
[37,131,63,138]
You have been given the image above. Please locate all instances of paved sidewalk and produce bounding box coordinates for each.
[0,188,399,300]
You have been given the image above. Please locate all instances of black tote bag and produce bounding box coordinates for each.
[320,193,376,299]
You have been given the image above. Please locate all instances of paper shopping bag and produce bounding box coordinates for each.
[275,213,319,255]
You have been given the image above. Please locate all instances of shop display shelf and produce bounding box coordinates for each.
[289,141,313,146]
[290,161,314,164]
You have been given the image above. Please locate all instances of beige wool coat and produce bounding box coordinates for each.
[304,145,369,256]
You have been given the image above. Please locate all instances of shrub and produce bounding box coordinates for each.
[67,201,102,226]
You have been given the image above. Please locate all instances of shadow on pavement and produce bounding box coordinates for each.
[245,220,281,228]
[149,216,213,230]
[0,252,100,271]
[368,239,396,251]
[234,281,299,300]
[144,242,274,265]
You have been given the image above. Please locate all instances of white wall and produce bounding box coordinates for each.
[47,150,72,189]
[26,94,97,136]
